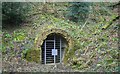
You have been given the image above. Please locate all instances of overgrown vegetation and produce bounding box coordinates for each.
[2,2,119,72]
[2,2,32,27]
[66,2,91,23]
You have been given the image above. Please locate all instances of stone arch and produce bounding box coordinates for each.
[34,28,73,63]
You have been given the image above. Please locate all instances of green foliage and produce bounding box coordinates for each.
[2,27,37,64]
[2,2,31,26]
[66,2,91,23]
[13,30,26,42]
[2,32,13,52]
[2,2,119,72]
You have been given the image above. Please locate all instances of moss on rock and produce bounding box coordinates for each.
[25,49,40,63]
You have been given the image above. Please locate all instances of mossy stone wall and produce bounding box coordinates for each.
[35,28,73,64]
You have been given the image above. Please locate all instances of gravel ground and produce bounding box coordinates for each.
[2,56,77,72]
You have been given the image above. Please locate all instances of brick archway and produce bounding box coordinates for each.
[34,28,73,63]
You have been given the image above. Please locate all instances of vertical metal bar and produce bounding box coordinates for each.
[54,35,56,64]
[60,37,62,63]
[44,40,46,64]
[54,34,55,49]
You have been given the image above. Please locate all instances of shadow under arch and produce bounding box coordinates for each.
[41,33,68,64]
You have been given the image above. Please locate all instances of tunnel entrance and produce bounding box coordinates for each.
[41,33,67,64]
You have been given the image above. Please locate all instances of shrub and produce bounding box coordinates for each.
[2,2,31,27]
[66,2,91,23]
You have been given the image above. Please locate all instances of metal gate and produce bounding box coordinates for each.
[41,34,64,64]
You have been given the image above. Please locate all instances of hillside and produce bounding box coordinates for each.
[2,2,119,72]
